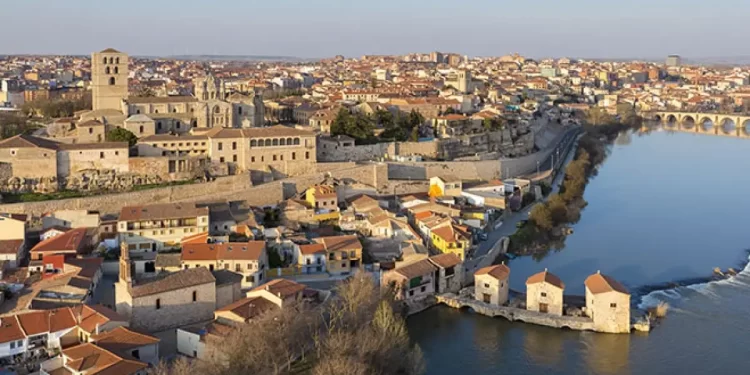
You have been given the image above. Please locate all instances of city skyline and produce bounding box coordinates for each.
[3,0,748,59]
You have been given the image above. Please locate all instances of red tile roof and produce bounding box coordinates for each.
[585,272,629,295]
[526,270,565,289]
[475,264,510,280]
[182,241,265,261]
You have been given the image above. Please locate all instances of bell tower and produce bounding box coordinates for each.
[91,48,129,111]
[118,241,132,285]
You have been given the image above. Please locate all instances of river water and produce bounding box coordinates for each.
[408,130,750,375]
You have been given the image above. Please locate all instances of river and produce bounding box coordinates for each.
[407,129,750,375]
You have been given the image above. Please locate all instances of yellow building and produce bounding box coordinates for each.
[429,224,470,260]
[428,175,463,198]
[305,185,338,210]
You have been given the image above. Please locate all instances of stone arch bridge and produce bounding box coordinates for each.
[646,111,750,139]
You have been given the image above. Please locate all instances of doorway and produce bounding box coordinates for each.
[483,294,491,303]
[539,303,549,313]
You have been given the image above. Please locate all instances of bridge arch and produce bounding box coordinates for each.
[665,114,678,127]
[742,119,750,135]
[653,114,662,123]
[719,117,736,134]
[699,117,714,132]
[681,115,696,129]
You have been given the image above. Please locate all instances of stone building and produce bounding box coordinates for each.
[118,203,210,251]
[525,269,565,316]
[381,258,437,301]
[92,48,129,111]
[474,263,510,306]
[584,271,631,334]
[427,253,463,294]
[115,247,218,332]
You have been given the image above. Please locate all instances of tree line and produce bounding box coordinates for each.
[21,94,92,119]
[151,273,425,375]
[331,108,427,144]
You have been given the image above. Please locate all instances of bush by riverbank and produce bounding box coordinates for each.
[510,120,640,258]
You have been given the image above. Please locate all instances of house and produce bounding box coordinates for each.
[72,304,129,343]
[245,279,307,307]
[181,241,268,289]
[30,227,92,261]
[118,203,210,251]
[427,253,463,294]
[461,180,507,209]
[584,271,631,333]
[213,295,279,326]
[40,342,149,375]
[311,235,363,275]
[0,213,27,269]
[429,224,471,261]
[296,243,327,274]
[40,226,70,242]
[474,263,510,305]
[381,258,437,301]
[30,257,104,308]
[42,209,101,230]
[525,269,565,316]
[212,269,244,309]
[304,185,340,221]
[429,175,463,198]
[90,326,160,365]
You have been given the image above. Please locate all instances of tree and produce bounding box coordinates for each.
[0,113,33,139]
[105,127,137,146]
[547,194,569,225]
[529,204,554,231]
[585,107,614,126]
[331,109,375,143]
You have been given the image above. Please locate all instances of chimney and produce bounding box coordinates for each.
[544,268,548,272]
[95,323,100,335]
[597,270,601,274]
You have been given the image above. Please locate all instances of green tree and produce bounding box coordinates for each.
[105,127,138,146]
[547,194,569,225]
[331,109,375,143]
[529,204,554,231]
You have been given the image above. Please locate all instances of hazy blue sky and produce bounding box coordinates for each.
[3,0,746,58]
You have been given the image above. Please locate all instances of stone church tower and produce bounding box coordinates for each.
[91,48,129,111]
[194,73,226,101]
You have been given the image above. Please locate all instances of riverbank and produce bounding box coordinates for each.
[509,122,639,258]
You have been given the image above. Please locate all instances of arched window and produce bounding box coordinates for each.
[115,57,120,64]
[154,109,159,114]
[109,57,114,64]
[238,107,243,115]
[250,139,257,147]
[192,120,197,127]
[109,77,116,85]
[139,125,144,134]
[136,109,140,114]
[176,121,181,128]
[173,108,177,113]
[190,108,194,113]
[286,137,293,145]
[105,67,110,74]
[102,57,107,64]
[114,67,119,74]
[280,138,286,146]
[264,139,272,146]
[272,139,279,146]
[214,106,221,114]
[294,138,300,145]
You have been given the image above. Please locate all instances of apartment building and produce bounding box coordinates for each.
[181,241,268,289]
[118,203,210,251]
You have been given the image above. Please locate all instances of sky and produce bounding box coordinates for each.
[3,0,747,59]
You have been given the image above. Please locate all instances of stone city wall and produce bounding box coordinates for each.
[0,163,387,216]
[387,160,502,181]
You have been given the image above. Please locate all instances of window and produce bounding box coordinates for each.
[273,155,277,161]
[235,264,241,272]
[10,341,15,349]
[103,57,107,64]
[232,155,237,162]
[232,142,237,150]
[280,138,286,146]
[136,109,141,114]
[114,67,119,74]
[329,253,335,260]
[294,138,300,145]
[484,283,489,288]
[541,292,547,297]
[156,299,161,309]
[421,286,426,292]
[247,263,252,270]
[209,264,214,271]
[261,156,264,162]
[105,67,110,74]
[250,140,257,147]
[109,77,116,85]
[100,152,104,159]
[218,142,223,151]
[610,303,617,308]
[305,151,310,159]
[280,154,284,161]
[192,291,197,302]
[139,125,144,134]
[219,157,225,163]
[409,290,414,297]
[89,128,93,134]
[238,107,243,115]
[131,350,140,360]
[115,57,120,64]
[292,152,296,160]
[251,156,255,162]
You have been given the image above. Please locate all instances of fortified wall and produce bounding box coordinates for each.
[0,163,387,217]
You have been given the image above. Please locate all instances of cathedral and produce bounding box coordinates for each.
[84,48,265,137]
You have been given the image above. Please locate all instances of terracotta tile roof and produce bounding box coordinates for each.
[525,270,565,289]
[314,235,362,252]
[428,253,462,269]
[119,203,208,222]
[100,48,121,53]
[0,134,60,150]
[0,315,25,343]
[91,326,159,355]
[475,264,510,280]
[182,241,265,261]
[216,296,278,322]
[74,305,127,334]
[309,185,336,198]
[242,125,315,138]
[63,343,147,375]
[251,279,306,299]
[58,142,128,151]
[94,359,149,375]
[180,231,209,244]
[0,239,23,255]
[585,272,629,295]
[394,258,437,280]
[129,267,215,298]
[299,243,326,255]
[155,253,181,268]
[30,227,88,255]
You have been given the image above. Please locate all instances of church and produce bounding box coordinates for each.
[81,48,265,138]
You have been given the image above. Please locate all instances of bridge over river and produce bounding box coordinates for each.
[646,111,750,139]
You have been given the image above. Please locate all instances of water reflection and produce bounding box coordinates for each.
[581,333,631,375]
[523,326,565,366]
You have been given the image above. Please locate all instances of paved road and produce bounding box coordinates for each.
[471,127,582,263]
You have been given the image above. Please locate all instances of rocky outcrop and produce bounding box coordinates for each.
[0,169,174,194]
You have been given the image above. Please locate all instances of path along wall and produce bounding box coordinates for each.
[0,163,387,217]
